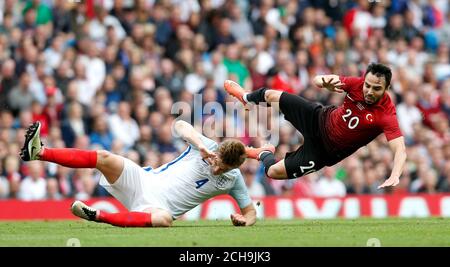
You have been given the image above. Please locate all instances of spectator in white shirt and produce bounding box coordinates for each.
[252,35,275,76]
[184,62,206,94]
[108,101,140,150]
[18,161,47,201]
[89,5,126,45]
[73,59,96,106]
[314,166,346,198]
[43,35,64,71]
[77,40,106,100]
[397,90,423,144]
[170,0,200,23]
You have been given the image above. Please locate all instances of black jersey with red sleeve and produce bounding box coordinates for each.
[318,76,403,165]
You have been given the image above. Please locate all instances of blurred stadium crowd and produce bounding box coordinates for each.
[0,0,449,201]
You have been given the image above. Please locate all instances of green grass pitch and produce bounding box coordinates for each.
[1,218,449,247]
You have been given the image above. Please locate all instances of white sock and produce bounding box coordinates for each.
[243,93,250,103]
[258,150,271,159]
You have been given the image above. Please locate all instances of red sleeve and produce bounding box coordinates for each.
[382,112,403,141]
[339,76,364,93]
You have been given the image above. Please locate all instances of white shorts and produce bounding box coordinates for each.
[99,157,169,213]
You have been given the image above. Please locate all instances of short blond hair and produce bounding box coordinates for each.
[217,140,246,168]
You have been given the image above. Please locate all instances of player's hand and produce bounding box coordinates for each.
[199,145,217,164]
[378,176,400,189]
[230,213,246,226]
[322,77,345,93]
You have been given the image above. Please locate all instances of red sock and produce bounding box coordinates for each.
[40,148,97,168]
[98,211,152,227]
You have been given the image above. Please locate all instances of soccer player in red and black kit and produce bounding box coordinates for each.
[224,63,407,189]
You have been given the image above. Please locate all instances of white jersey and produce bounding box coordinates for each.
[142,136,252,219]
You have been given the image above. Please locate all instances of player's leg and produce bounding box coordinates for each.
[20,122,124,184]
[224,80,320,135]
[265,159,288,179]
[70,201,150,227]
[81,158,175,227]
[95,150,124,184]
[98,207,172,227]
[282,139,325,179]
[246,88,283,106]
[245,145,288,179]
[42,148,123,184]
[141,207,173,227]
[23,122,170,228]
[247,138,325,179]
[248,148,289,179]
[71,201,172,227]
[224,80,282,107]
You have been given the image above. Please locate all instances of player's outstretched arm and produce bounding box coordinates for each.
[378,136,407,189]
[173,120,216,163]
[313,74,345,93]
[230,204,256,227]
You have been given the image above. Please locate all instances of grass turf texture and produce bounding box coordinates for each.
[1,218,449,247]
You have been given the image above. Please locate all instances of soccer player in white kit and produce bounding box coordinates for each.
[20,121,257,227]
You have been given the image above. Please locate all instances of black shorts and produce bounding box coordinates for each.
[279,92,329,179]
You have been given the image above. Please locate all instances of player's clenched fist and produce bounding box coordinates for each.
[230,213,247,226]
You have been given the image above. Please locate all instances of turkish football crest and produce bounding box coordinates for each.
[366,113,374,123]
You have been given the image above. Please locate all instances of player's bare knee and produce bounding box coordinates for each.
[265,90,282,103]
[96,150,112,166]
[267,166,285,179]
[161,217,173,227]
[267,169,278,178]
[97,150,110,160]
[152,212,173,227]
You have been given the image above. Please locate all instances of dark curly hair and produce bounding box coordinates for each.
[365,63,392,89]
